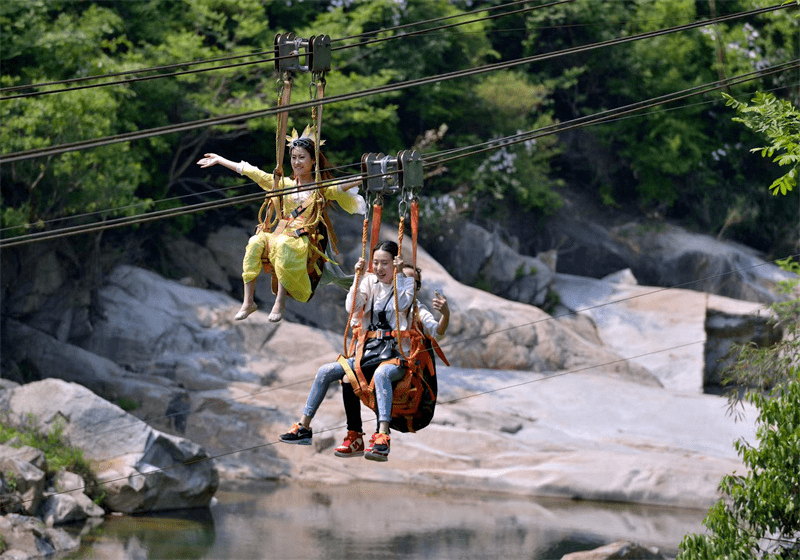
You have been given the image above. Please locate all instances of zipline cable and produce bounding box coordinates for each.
[331,0,574,51]
[0,50,275,96]
[0,176,360,248]
[0,0,562,101]
[5,77,795,237]
[1,59,794,248]
[331,0,558,44]
[0,3,788,165]
[424,59,800,166]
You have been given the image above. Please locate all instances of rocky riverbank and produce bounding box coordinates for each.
[1,213,792,558]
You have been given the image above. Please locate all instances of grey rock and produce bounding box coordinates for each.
[0,458,45,516]
[0,513,79,559]
[0,379,218,514]
[39,492,103,527]
[164,237,232,292]
[0,446,46,473]
[561,540,666,559]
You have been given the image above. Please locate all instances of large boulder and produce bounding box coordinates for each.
[551,271,774,393]
[448,221,556,307]
[0,441,102,528]
[39,470,104,526]
[531,192,794,304]
[0,379,219,514]
[0,454,45,517]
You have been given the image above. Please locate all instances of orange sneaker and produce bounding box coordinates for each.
[334,430,365,458]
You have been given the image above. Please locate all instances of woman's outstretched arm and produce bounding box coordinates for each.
[197,153,239,172]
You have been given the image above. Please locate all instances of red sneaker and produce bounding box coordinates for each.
[334,430,365,458]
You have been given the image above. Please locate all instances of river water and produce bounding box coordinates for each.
[63,480,707,560]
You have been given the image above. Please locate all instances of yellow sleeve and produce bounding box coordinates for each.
[241,163,275,192]
[323,184,366,215]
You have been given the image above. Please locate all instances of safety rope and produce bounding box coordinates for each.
[343,211,370,357]
[394,213,408,361]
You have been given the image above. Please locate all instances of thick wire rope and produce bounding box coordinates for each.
[0,55,281,101]
[331,0,574,51]
[423,59,800,167]
[1,58,794,249]
[4,74,794,238]
[331,0,552,45]
[0,159,364,235]
[0,3,788,165]
[0,49,274,96]
[0,0,559,101]
[0,175,362,248]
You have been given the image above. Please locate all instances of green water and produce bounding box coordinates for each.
[64,480,706,559]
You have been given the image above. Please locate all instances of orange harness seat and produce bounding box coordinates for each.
[339,320,449,433]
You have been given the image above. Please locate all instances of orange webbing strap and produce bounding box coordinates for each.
[368,201,382,272]
[342,216,370,356]
[411,200,419,271]
[386,329,430,423]
[343,327,435,422]
[272,191,317,237]
[338,354,370,400]
[428,337,449,366]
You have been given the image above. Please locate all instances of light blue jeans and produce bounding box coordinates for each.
[302,358,404,424]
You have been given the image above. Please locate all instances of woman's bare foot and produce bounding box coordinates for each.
[235,303,258,321]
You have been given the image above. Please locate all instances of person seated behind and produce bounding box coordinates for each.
[279,241,414,462]
[334,264,450,459]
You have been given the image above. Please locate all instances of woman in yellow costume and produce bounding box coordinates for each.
[197,127,365,322]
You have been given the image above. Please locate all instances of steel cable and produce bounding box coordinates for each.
[0,3,788,165]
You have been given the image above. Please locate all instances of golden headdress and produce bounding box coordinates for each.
[286,124,325,150]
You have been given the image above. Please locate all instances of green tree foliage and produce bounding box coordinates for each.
[724,92,800,196]
[522,0,798,247]
[1,0,797,251]
[1,1,150,235]
[679,260,800,559]
[678,368,800,558]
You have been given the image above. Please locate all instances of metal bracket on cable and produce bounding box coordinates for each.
[361,153,398,195]
[398,150,423,193]
[274,33,331,73]
[360,150,423,195]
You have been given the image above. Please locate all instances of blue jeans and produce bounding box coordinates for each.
[302,358,405,424]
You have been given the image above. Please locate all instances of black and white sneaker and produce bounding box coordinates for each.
[280,423,312,445]
[364,432,390,462]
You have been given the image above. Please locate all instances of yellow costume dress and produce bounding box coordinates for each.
[239,162,365,303]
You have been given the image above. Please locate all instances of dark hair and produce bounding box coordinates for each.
[372,240,398,258]
[402,264,422,290]
[289,139,333,181]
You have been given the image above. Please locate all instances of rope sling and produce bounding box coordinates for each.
[257,67,337,299]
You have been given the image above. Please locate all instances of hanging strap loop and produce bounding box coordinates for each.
[259,72,293,229]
